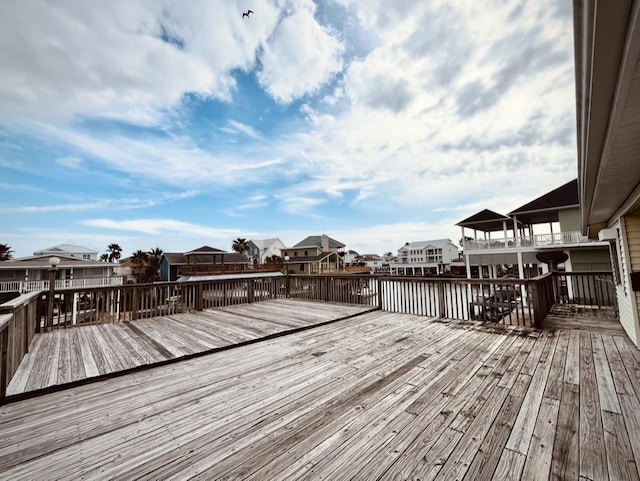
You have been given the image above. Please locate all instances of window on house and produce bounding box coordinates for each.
[294,251,297,256]
[304,250,308,256]
[300,263,305,271]
[0,270,16,280]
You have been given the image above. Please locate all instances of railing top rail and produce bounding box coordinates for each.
[46,274,286,295]
[554,271,613,276]
[0,291,42,313]
[0,313,11,332]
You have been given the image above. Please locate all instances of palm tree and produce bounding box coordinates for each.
[131,249,149,268]
[231,238,249,257]
[265,255,283,266]
[99,253,109,262]
[145,247,163,282]
[0,243,13,261]
[107,243,122,263]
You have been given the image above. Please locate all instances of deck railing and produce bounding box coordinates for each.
[0,271,616,402]
[464,231,603,251]
[34,271,616,332]
[0,292,41,398]
[38,276,286,331]
[0,277,124,294]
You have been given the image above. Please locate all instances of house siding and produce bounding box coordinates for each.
[558,208,581,231]
[617,217,640,347]
[623,215,640,346]
[569,248,612,271]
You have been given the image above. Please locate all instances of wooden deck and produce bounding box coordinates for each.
[1,307,639,480]
[6,299,373,397]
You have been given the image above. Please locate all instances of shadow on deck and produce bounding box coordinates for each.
[6,299,375,400]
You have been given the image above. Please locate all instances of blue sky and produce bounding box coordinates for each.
[0,0,577,258]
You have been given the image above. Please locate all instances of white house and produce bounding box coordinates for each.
[0,254,122,296]
[33,244,99,261]
[391,239,460,275]
[356,254,385,272]
[573,0,640,346]
[246,238,286,265]
[342,250,360,265]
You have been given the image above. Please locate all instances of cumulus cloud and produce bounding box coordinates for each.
[0,0,343,124]
[257,3,344,103]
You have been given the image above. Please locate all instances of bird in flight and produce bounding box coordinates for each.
[242,10,253,19]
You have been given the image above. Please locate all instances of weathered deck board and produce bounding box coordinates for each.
[6,299,373,396]
[0,307,638,480]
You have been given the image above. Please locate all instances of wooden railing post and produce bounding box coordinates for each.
[529,281,541,328]
[0,328,8,401]
[131,287,139,321]
[285,273,290,298]
[247,280,254,303]
[196,283,203,311]
[437,281,446,318]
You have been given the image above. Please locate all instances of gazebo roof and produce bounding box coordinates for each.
[456,209,522,232]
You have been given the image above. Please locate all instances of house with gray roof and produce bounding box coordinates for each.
[281,234,345,275]
[33,244,99,261]
[160,246,249,281]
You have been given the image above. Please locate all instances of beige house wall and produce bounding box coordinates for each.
[622,215,640,346]
[558,208,581,231]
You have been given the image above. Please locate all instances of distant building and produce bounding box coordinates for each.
[160,246,249,281]
[33,244,99,261]
[391,239,460,275]
[281,234,345,274]
[247,238,286,265]
[356,254,384,271]
[342,250,360,265]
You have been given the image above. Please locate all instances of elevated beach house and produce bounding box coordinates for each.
[390,239,461,276]
[0,253,121,301]
[457,179,610,279]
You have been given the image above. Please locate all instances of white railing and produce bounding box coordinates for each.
[0,277,124,293]
[464,231,597,251]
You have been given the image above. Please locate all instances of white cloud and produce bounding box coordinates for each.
[0,0,343,125]
[5,190,198,214]
[220,120,262,140]
[257,3,344,103]
[80,219,245,238]
[55,156,83,169]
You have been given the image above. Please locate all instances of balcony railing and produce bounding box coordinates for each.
[464,231,599,251]
[0,277,124,294]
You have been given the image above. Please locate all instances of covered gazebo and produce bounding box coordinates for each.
[456,209,531,279]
